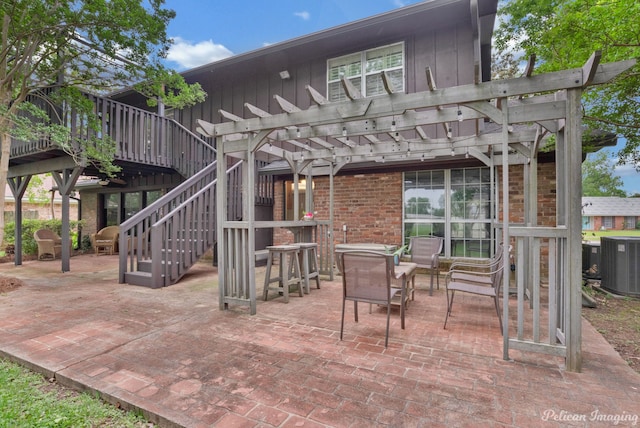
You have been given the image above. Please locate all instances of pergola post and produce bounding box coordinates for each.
[565,87,584,371]
[216,139,228,311]
[500,98,511,361]
[246,148,257,315]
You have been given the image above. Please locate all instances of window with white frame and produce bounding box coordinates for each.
[625,216,636,229]
[404,167,495,258]
[327,43,405,102]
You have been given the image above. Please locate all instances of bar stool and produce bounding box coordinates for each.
[263,245,303,303]
[297,242,320,294]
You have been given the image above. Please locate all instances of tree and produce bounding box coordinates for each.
[582,151,626,197]
[495,0,640,163]
[0,0,205,246]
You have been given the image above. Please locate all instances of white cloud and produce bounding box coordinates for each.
[394,0,407,7]
[294,11,310,20]
[166,37,233,69]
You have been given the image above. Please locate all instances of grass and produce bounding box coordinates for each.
[582,229,640,241]
[0,359,149,427]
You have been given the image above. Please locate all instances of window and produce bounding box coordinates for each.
[327,43,405,102]
[104,194,120,226]
[404,167,494,258]
[450,169,493,257]
[101,190,166,227]
[284,180,314,221]
[625,216,636,229]
[603,216,614,229]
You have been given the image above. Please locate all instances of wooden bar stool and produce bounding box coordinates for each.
[297,242,320,294]
[263,245,303,303]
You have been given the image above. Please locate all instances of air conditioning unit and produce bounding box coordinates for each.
[600,237,640,297]
[582,242,601,279]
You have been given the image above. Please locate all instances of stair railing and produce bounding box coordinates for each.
[149,160,243,286]
[118,161,217,283]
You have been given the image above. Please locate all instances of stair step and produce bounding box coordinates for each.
[137,260,152,273]
[124,271,164,289]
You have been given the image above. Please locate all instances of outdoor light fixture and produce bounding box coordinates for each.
[457,109,463,122]
[391,120,396,132]
[296,128,301,138]
[451,148,455,156]
[279,70,290,79]
[98,179,109,186]
[342,126,347,137]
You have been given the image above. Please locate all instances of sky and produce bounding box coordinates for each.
[162,0,422,70]
[160,0,640,195]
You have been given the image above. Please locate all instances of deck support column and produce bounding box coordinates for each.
[7,175,32,266]
[51,167,83,272]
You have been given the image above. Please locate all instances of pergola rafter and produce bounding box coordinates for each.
[198,53,636,372]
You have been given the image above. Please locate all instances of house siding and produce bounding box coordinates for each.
[177,25,475,138]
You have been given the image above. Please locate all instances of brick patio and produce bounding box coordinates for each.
[0,255,638,427]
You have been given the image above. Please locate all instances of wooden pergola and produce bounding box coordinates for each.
[197,53,635,372]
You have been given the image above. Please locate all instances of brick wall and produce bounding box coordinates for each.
[4,201,78,223]
[274,163,559,249]
[274,173,404,245]
[501,162,556,226]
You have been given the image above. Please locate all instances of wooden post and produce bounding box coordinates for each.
[565,88,583,372]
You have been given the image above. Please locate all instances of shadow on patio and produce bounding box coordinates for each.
[0,254,638,427]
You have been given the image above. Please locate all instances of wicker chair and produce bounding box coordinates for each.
[34,229,66,260]
[90,226,119,255]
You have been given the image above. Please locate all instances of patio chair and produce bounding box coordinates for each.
[338,250,405,347]
[34,229,67,260]
[90,226,119,255]
[408,236,443,295]
[444,245,505,334]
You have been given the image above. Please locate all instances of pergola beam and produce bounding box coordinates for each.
[203,60,634,138]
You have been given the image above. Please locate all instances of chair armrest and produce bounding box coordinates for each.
[448,257,497,271]
[446,264,501,285]
[432,253,439,268]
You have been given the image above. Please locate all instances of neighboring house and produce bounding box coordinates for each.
[582,197,640,231]
[4,175,79,224]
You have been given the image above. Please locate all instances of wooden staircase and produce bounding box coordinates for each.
[9,89,248,288]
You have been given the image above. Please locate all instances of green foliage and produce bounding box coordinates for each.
[4,219,83,255]
[81,235,93,252]
[0,0,205,177]
[135,68,207,110]
[495,0,640,165]
[0,359,146,427]
[25,174,49,204]
[582,151,627,197]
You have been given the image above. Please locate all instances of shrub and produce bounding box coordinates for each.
[4,219,84,255]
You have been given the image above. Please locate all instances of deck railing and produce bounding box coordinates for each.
[11,91,216,173]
